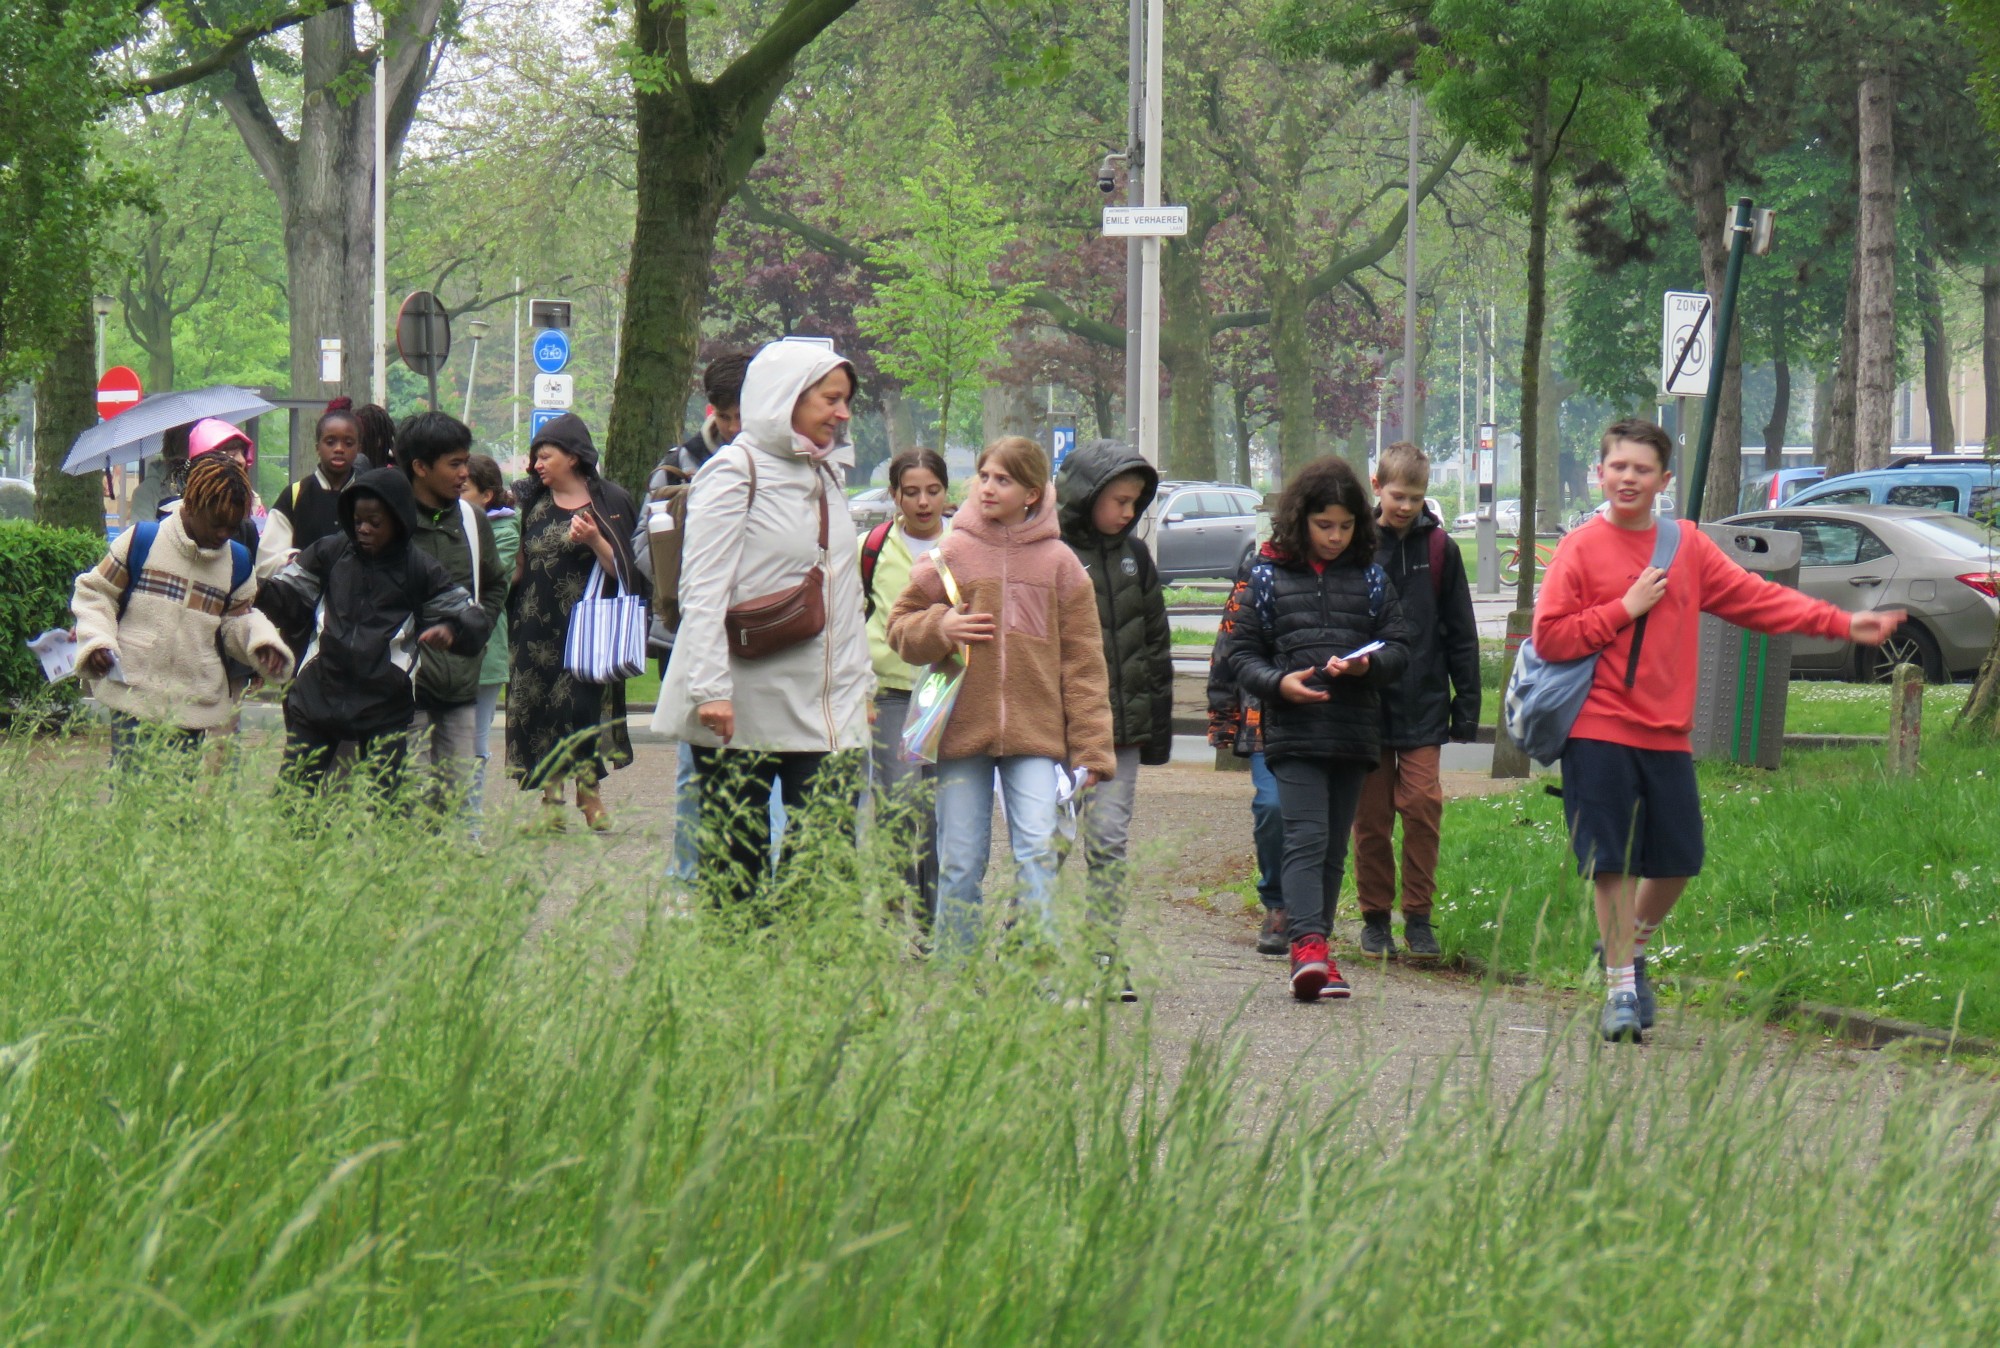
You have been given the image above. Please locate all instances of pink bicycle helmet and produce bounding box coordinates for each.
[188,417,254,463]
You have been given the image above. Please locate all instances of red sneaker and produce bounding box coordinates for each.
[1289,936,1329,1002]
[1319,957,1352,999]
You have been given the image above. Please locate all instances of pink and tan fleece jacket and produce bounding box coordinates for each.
[887,497,1116,779]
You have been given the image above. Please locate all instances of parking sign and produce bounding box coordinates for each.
[1051,424,1076,470]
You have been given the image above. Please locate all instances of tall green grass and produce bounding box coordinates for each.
[3,737,1999,1342]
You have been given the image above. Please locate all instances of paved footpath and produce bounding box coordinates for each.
[567,745,1923,1133]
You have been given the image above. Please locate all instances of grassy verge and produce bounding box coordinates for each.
[1426,739,2000,1040]
[2,740,2000,1339]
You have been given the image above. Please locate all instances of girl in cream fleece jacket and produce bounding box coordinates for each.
[71,457,290,752]
[888,436,1112,956]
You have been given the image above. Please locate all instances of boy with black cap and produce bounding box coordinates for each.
[1055,439,1173,993]
[257,466,492,796]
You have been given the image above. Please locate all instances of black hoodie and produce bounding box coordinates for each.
[257,467,490,736]
[513,413,645,592]
[1056,439,1174,762]
[1371,506,1480,747]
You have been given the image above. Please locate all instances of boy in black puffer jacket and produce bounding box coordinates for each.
[1355,442,1481,961]
[258,467,491,799]
[1223,457,1409,1003]
[1056,440,1174,983]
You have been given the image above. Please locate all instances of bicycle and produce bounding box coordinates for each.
[1498,539,1560,588]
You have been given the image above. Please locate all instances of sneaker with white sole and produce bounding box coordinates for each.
[1599,991,1644,1043]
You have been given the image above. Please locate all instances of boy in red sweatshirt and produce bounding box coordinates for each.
[1533,419,1904,1042]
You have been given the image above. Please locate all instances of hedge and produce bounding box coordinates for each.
[0,522,107,711]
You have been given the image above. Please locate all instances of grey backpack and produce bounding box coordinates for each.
[1503,520,1682,764]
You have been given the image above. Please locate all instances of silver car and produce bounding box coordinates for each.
[1141,481,1265,581]
[1720,506,2000,681]
[847,485,897,532]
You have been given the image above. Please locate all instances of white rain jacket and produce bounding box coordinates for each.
[657,341,873,753]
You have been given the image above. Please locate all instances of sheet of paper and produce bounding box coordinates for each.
[25,628,77,683]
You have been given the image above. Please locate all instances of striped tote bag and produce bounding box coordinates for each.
[563,561,648,684]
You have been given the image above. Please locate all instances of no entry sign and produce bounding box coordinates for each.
[97,366,142,420]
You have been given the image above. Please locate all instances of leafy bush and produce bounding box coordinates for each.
[0,520,103,710]
[2,741,1999,1342]
[0,483,34,521]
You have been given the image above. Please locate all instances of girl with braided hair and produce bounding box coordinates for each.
[72,455,292,762]
[258,397,366,580]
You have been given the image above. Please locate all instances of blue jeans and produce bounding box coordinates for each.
[934,755,1062,956]
[672,740,786,881]
[1251,751,1284,910]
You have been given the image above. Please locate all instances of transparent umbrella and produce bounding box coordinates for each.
[61,386,275,475]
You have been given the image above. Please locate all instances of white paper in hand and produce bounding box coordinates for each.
[25,629,78,683]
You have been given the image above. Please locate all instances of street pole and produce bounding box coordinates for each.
[373,49,387,407]
[1124,0,1142,445]
[511,279,522,465]
[1457,304,1466,515]
[1136,0,1164,467]
[1686,196,1755,523]
[1402,93,1420,444]
[463,321,488,425]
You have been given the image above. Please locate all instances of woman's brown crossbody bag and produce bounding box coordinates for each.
[724,454,832,660]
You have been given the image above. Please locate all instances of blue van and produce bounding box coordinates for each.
[1739,466,1826,512]
[1784,457,2000,525]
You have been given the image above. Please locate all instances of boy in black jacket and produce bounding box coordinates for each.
[1055,440,1174,984]
[258,467,491,796]
[1354,443,1480,960]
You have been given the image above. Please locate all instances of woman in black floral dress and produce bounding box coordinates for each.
[506,414,643,830]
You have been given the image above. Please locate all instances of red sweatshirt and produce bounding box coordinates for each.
[1533,517,1853,752]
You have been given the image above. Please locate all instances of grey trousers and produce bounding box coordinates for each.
[1074,745,1143,932]
[1270,755,1371,943]
[410,701,478,811]
[870,690,939,916]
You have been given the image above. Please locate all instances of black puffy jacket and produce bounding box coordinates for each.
[1223,544,1410,765]
[1374,508,1481,747]
[257,468,491,737]
[1056,439,1174,763]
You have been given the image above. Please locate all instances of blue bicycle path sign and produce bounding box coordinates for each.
[532,328,571,375]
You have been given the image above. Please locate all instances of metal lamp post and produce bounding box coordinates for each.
[463,319,490,427]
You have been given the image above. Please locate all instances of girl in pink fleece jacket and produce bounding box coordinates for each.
[888,436,1113,957]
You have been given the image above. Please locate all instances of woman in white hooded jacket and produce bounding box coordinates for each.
[660,339,873,906]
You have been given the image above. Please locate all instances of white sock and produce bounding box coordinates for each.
[1606,965,1637,1000]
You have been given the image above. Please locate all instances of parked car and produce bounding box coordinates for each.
[1785,459,2000,525]
[1739,466,1826,512]
[1719,505,2000,682]
[847,485,897,532]
[1139,480,1264,580]
[1452,498,1521,533]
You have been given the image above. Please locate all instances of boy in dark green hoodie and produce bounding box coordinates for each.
[1056,440,1174,989]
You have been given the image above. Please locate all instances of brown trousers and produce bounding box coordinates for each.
[1352,744,1443,916]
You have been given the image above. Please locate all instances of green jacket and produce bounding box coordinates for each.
[408,494,505,706]
[1055,440,1173,762]
[478,509,519,687]
[861,519,950,693]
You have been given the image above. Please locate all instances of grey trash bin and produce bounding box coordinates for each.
[1692,522,1801,770]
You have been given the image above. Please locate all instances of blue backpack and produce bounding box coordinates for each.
[1502,521,1682,765]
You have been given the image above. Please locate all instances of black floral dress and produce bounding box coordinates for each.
[506,493,634,789]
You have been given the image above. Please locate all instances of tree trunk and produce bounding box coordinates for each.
[1826,260,1862,477]
[1811,368,1834,460]
[1983,264,2000,450]
[1162,237,1216,480]
[1343,421,1369,476]
[1917,233,1955,453]
[1233,384,1255,486]
[1514,88,1550,613]
[215,3,446,465]
[1265,253,1318,476]
[1688,101,1743,523]
[33,301,102,534]
[882,386,915,454]
[1090,374,1116,444]
[1535,345,1564,533]
[1763,314,1790,473]
[1854,67,1897,471]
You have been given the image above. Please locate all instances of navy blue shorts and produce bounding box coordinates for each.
[1559,738,1704,879]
